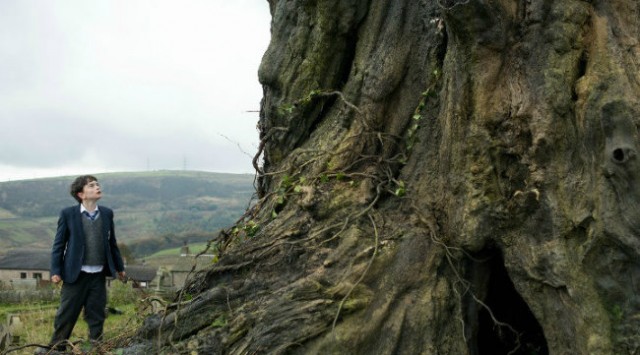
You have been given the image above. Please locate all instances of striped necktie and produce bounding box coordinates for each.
[83,210,99,221]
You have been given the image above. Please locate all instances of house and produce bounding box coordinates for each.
[120,265,157,288]
[143,249,216,290]
[168,254,215,289]
[0,246,214,291]
[0,249,50,289]
[0,249,160,290]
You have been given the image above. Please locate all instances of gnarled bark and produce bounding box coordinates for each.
[128,0,640,354]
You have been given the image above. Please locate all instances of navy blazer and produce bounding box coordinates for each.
[50,205,125,284]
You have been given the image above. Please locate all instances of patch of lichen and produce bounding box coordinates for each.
[538,2,590,114]
[326,282,374,313]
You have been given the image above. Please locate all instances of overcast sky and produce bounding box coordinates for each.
[0,0,271,182]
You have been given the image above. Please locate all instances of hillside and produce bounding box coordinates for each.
[0,170,255,256]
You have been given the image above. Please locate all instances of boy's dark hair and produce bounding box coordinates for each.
[70,175,98,203]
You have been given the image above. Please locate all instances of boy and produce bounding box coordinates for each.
[49,175,126,349]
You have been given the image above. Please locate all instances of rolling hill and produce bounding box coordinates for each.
[0,170,255,256]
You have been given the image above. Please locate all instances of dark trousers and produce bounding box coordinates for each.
[50,272,107,347]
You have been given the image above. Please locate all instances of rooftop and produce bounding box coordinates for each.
[0,249,50,270]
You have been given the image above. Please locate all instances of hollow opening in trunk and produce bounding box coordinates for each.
[475,250,549,355]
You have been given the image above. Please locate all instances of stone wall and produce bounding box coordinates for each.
[0,289,58,304]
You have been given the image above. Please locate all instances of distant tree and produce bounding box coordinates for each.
[118,243,136,265]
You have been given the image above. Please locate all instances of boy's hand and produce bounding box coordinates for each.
[51,275,62,283]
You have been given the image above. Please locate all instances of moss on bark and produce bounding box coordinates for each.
[124,0,640,354]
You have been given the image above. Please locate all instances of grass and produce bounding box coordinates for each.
[145,242,212,258]
[0,208,17,218]
[0,302,58,322]
[7,304,139,353]
[1,284,153,354]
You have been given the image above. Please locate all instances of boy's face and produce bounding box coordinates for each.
[77,180,102,202]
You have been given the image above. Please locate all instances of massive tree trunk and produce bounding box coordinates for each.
[130,0,640,354]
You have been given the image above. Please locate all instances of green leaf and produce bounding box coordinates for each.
[395,180,406,197]
[281,174,293,188]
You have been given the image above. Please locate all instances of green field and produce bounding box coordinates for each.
[0,217,57,249]
[0,170,255,256]
[146,241,212,258]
